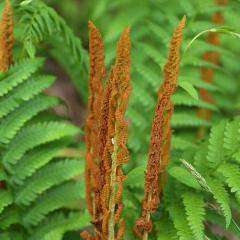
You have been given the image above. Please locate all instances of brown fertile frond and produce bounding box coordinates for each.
[100,27,131,239]
[134,16,185,238]
[85,20,106,221]
[114,27,131,167]
[0,0,14,72]
[163,15,186,94]
[84,24,131,240]
[98,78,112,160]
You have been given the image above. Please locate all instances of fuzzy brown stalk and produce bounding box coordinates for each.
[197,0,227,138]
[82,24,130,240]
[84,21,106,232]
[134,16,186,239]
[0,0,14,72]
[101,27,131,240]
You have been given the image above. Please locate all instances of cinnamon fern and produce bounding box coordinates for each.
[82,21,131,240]
[134,16,185,239]
[0,0,240,240]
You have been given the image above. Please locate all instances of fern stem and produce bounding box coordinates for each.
[108,137,118,240]
[142,212,150,240]
[143,232,148,240]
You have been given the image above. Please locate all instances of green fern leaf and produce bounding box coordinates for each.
[29,212,90,240]
[3,122,79,168]
[171,136,197,150]
[172,93,217,111]
[218,163,240,203]
[156,216,177,240]
[0,58,44,97]
[124,165,145,188]
[168,203,193,240]
[22,181,84,226]
[10,143,65,184]
[135,62,161,89]
[0,231,25,240]
[168,166,201,190]
[15,159,84,206]
[224,119,240,162]
[0,190,13,215]
[171,113,210,128]
[207,178,231,227]
[182,192,205,240]
[0,95,59,143]
[207,121,227,167]
[0,75,55,118]
[178,82,199,100]
[138,42,165,67]
[0,208,20,230]
[20,2,84,60]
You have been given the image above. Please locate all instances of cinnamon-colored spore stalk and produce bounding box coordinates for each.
[134,16,186,239]
[0,0,14,72]
[82,23,131,240]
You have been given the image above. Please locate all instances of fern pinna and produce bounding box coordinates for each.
[0,1,88,239]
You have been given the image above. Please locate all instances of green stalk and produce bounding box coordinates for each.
[108,136,118,240]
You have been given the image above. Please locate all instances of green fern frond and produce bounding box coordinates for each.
[131,82,155,108]
[218,163,240,203]
[19,1,84,60]
[0,208,20,230]
[15,159,84,206]
[138,42,165,67]
[0,75,55,119]
[178,76,219,92]
[156,216,177,240]
[10,143,65,184]
[172,93,217,111]
[207,178,231,227]
[0,58,44,97]
[0,190,13,215]
[135,62,162,89]
[224,119,240,162]
[22,181,84,226]
[182,192,206,240]
[171,112,211,128]
[0,95,59,144]
[0,168,6,181]
[148,21,170,46]
[207,121,227,167]
[171,136,197,150]
[29,212,90,240]
[127,108,148,129]
[168,166,201,190]
[168,203,193,240]
[3,122,79,168]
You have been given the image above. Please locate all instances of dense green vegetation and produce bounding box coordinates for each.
[0,0,239,239]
